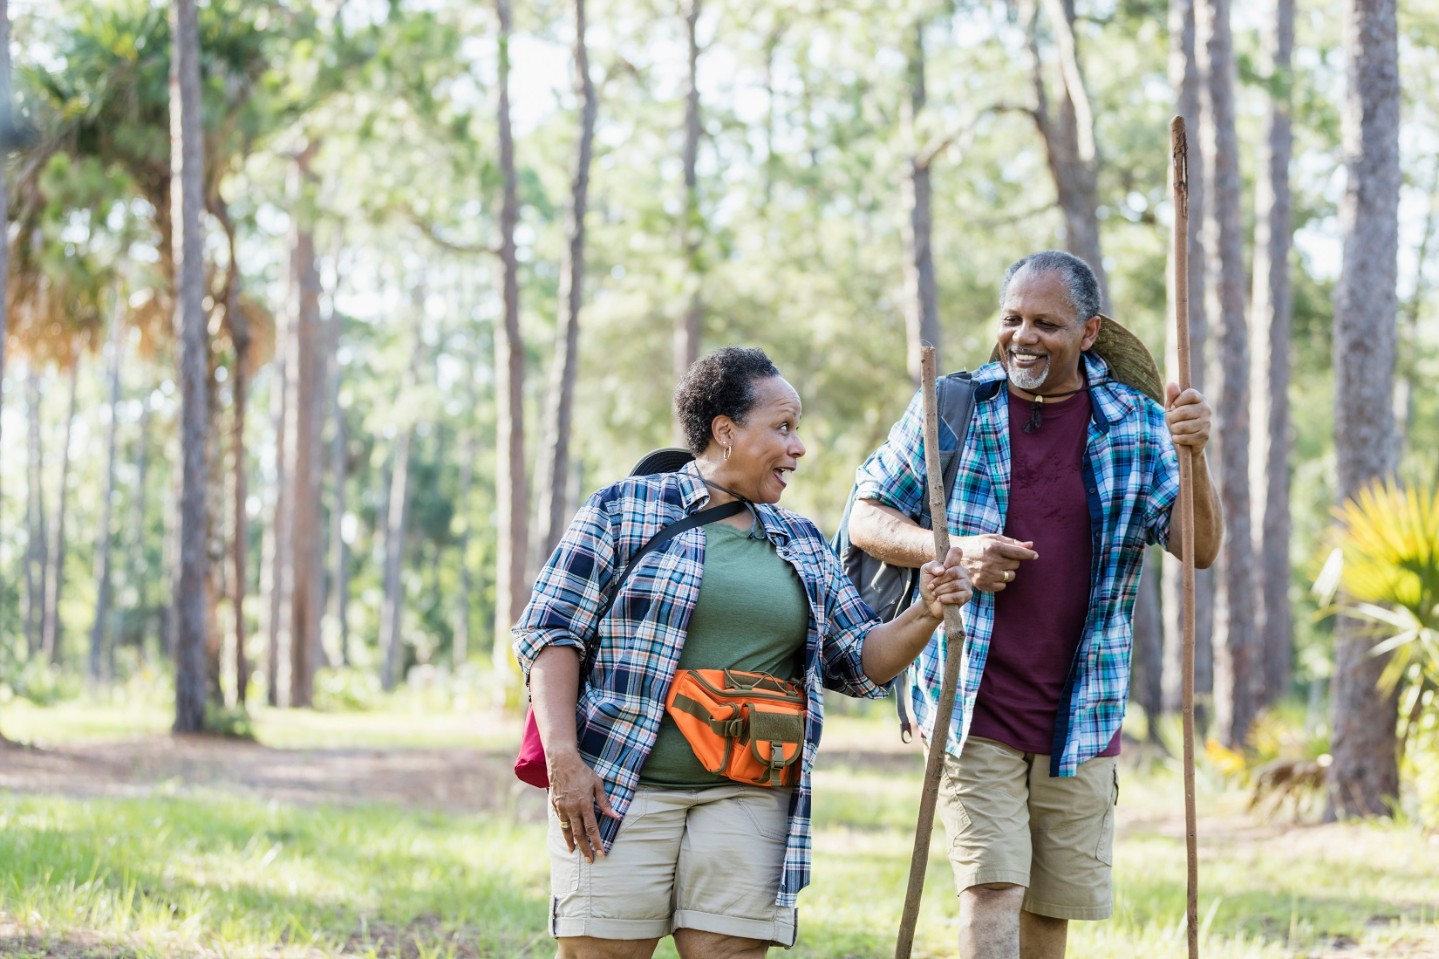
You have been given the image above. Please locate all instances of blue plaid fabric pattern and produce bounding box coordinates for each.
[513,461,889,907]
[853,353,1179,776]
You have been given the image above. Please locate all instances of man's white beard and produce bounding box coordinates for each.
[1007,356,1049,392]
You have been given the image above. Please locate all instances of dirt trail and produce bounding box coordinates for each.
[0,735,546,820]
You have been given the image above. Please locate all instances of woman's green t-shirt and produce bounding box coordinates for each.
[639,520,810,787]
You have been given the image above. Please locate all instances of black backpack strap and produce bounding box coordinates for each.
[597,499,747,622]
[936,371,977,505]
[611,500,746,597]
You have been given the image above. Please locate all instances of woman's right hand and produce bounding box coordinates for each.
[548,748,620,863]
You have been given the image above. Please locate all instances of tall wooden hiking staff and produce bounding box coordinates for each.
[894,346,968,959]
[1171,115,1201,959]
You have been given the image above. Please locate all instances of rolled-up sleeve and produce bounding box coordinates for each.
[852,388,927,519]
[512,494,618,678]
[1143,419,1181,548]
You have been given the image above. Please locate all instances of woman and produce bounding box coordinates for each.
[513,347,972,958]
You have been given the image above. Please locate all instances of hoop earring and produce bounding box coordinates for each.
[724,444,732,461]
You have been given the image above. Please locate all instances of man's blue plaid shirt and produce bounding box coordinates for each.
[853,353,1180,777]
[513,461,890,907]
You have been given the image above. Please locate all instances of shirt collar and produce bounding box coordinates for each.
[973,352,1144,431]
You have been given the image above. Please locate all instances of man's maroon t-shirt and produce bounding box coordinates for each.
[967,387,1120,757]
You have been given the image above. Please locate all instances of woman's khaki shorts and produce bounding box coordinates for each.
[936,736,1119,920]
[548,783,798,947]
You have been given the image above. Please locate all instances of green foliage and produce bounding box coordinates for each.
[1315,473,1439,692]
[202,703,258,741]
[1,661,83,708]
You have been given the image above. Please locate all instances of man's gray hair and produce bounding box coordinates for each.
[1000,250,1103,322]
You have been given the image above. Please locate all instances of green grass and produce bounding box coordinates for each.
[0,698,511,750]
[1,703,1436,957]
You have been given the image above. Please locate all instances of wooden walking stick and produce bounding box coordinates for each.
[1170,115,1201,959]
[894,345,968,959]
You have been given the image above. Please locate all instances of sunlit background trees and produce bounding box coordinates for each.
[3,0,1438,822]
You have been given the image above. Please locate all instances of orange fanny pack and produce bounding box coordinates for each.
[665,668,807,788]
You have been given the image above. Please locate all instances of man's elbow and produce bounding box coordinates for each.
[848,498,884,551]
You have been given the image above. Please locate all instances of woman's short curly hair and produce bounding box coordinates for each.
[674,347,782,454]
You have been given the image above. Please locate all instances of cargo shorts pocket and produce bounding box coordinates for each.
[1095,765,1118,866]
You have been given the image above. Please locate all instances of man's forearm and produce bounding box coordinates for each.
[848,498,939,568]
[1168,452,1223,569]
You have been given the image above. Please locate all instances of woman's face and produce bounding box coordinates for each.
[714,376,806,504]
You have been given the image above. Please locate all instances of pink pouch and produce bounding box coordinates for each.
[513,706,549,788]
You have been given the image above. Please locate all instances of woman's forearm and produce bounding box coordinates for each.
[861,601,944,685]
[529,645,583,761]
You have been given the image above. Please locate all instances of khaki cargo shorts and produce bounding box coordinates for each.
[936,736,1119,920]
[548,783,798,947]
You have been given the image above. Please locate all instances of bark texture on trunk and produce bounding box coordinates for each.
[42,362,79,666]
[288,144,325,709]
[262,323,291,706]
[24,368,48,658]
[534,0,597,561]
[327,296,350,667]
[1249,0,1295,704]
[1026,0,1107,307]
[213,195,251,706]
[90,306,125,682]
[674,0,703,392]
[1328,0,1401,821]
[1163,0,1214,717]
[902,17,940,383]
[380,429,414,692]
[1199,0,1259,748]
[492,0,530,692]
[170,0,211,734]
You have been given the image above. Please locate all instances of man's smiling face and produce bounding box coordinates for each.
[996,267,1100,397]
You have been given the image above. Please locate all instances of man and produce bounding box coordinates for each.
[848,250,1221,958]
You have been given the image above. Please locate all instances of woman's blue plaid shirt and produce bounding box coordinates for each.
[854,353,1180,777]
[513,461,890,907]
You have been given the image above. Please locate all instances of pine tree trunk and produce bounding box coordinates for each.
[492,0,530,695]
[534,0,597,562]
[89,304,125,683]
[262,326,292,706]
[288,143,325,709]
[902,17,940,383]
[1328,0,1400,820]
[1249,0,1295,706]
[129,400,152,670]
[24,367,47,658]
[1198,0,1259,748]
[326,295,350,668]
[170,0,211,734]
[673,0,703,390]
[1163,0,1214,717]
[453,425,474,669]
[42,361,79,666]
[1394,159,1439,452]
[380,429,414,692]
[1027,0,1107,306]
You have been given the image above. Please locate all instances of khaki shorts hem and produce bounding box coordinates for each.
[1021,897,1112,921]
[674,908,797,948]
[955,869,1030,893]
[551,915,671,940]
